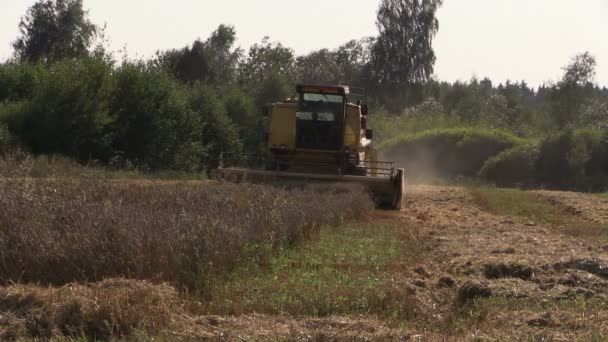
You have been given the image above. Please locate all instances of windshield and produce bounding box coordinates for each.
[297,92,344,122]
[295,92,345,150]
[302,93,344,103]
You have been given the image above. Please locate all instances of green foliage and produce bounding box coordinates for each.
[109,62,205,171]
[2,0,607,185]
[223,87,256,126]
[13,0,98,63]
[536,129,608,191]
[370,100,461,142]
[479,129,608,190]
[0,62,45,101]
[238,37,296,91]
[382,127,524,178]
[187,83,242,166]
[295,39,371,88]
[254,72,292,109]
[0,58,218,172]
[155,24,241,90]
[552,52,598,128]
[222,87,263,153]
[379,124,608,190]
[6,57,113,160]
[296,48,340,84]
[370,0,443,110]
[479,144,540,187]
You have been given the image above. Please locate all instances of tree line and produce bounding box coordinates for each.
[1,0,607,175]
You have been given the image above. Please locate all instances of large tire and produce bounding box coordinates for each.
[391,168,406,210]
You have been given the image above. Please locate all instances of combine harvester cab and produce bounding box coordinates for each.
[216,84,405,210]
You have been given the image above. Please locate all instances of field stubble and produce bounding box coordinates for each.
[2,180,608,340]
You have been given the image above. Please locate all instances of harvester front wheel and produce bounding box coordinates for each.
[391,168,405,210]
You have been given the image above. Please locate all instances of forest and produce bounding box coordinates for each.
[1,0,607,190]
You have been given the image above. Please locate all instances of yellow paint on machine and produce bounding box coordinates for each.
[268,103,296,150]
[268,102,362,151]
[345,103,362,149]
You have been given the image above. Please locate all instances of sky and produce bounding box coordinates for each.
[1,0,606,87]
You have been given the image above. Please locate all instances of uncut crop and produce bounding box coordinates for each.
[0,179,372,292]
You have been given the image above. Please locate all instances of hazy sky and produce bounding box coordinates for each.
[1,0,606,87]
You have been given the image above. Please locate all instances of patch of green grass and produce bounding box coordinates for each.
[202,223,428,321]
[471,187,575,225]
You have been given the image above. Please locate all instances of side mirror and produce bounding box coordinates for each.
[365,129,373,140]
[361,104,369,116]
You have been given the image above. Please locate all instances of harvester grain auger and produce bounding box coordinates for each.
[215,84,405,210]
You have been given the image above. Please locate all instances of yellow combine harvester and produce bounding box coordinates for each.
[216,84,405,210]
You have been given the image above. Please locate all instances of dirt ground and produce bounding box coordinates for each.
[2,185,607,341]
[188,185,608,341]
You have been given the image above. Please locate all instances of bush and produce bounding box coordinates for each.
[110,63,205,171]
[223,87,264,154]
[2,59,210,171]
[187,83,242,167]
[481,129,608,190]
[536,129,608,191]
[369,103,463,144]
[6,58,114,161]
[479,144,540,187]
[381,128,525,179]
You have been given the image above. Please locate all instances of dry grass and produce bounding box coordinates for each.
[0,179,373,340]
[0,179,372,293]
[0,279,186,340]
[471,187,575,225]
[561,224,608,242]
[0,149,203,180]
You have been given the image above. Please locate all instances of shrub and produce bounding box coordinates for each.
[479,144,540,187]
[381,128,525,179]
[5,58,114,161]
[110,63,205,171]
[369,108,463,144]
[187,83,242,168]
[223,87,264,153]
[535,129,608,191]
